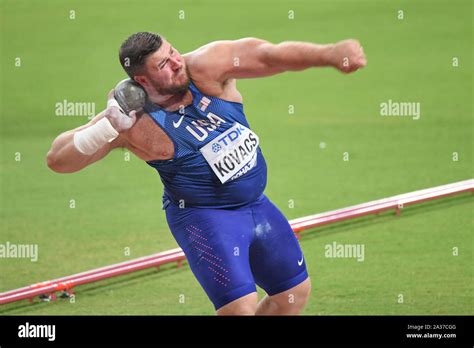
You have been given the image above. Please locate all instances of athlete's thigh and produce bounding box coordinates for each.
[249,196,309,296]
[165,203,257,310]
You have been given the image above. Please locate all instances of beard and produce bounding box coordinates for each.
[150,66,191,96]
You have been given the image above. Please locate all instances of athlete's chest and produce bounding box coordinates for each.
[123,115,174,161]
[124,99,244,161]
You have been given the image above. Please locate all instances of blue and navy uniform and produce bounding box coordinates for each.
[144,81,308,309]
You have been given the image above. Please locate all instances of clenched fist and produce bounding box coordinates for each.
[328,39,367,73]
[105,89,138,133]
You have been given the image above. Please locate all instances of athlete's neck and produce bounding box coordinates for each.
[148,90,193,112]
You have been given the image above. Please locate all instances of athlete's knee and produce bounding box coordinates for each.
[274,277,312,309]
[216,292,258,316]
[217,305,256,316]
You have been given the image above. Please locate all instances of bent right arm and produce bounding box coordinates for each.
[46,110,126,173]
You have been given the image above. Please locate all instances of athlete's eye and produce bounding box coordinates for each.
[159,60,169,70]
[158,48,175,70]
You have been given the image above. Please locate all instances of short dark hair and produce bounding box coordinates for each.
[119,32,163,78]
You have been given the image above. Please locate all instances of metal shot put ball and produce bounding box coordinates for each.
[114,79,147,116]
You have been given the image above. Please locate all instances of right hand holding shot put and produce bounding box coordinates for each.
[105,89,138,133]
[106,78,148,133]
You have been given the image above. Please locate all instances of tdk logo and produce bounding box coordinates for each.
[217,125,246,146]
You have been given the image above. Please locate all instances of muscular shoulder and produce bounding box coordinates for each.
[184,38,265,79]
[183,40,232,82]
[182,39,265,103]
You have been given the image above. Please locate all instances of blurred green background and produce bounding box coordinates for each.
[0,0,472,314]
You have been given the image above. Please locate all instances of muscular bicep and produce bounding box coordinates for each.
[186,38,284,82]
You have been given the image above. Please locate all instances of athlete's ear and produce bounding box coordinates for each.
[133,75,147,88]
[134,75,158,98]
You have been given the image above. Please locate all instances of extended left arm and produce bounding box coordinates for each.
[186,38,367,82]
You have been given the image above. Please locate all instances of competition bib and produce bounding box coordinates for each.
[200,123,259,184]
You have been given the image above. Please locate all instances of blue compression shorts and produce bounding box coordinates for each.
[165,194,309,310]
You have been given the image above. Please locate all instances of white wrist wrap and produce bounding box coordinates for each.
[73,117,119,155]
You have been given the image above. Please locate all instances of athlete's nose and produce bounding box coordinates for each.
[169,56,182,71]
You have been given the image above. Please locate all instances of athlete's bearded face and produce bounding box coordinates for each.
[139,40,190,96]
